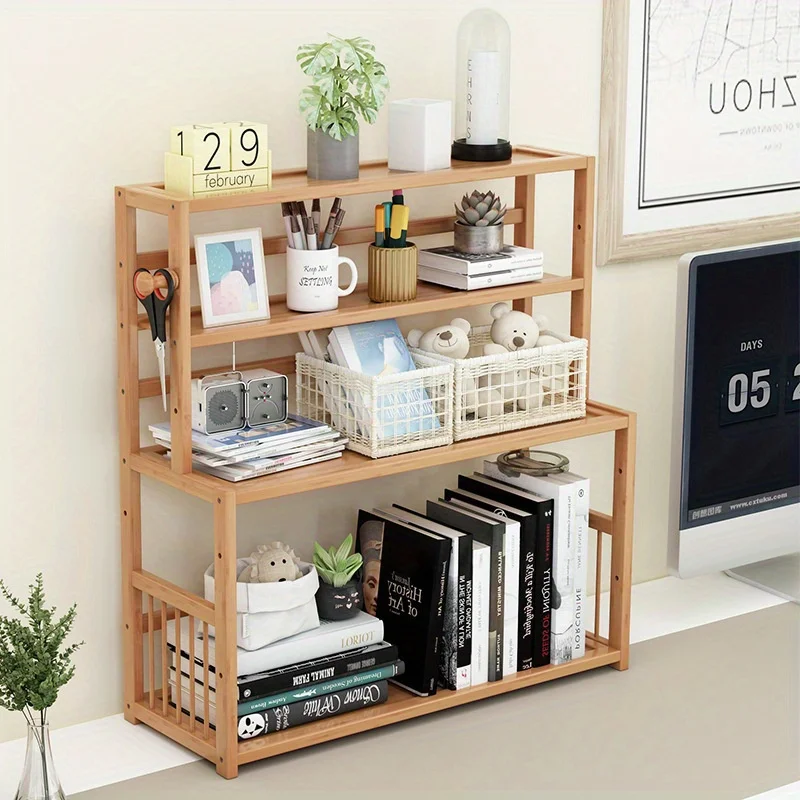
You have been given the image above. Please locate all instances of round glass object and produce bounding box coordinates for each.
[452,8,512,161]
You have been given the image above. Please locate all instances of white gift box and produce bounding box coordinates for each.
[388,99,452,172]
[204,558,320,651]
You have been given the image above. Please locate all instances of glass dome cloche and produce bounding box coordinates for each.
[452,8,512,162]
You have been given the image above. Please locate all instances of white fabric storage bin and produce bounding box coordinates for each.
[411,326,587,441]
[295,352,453,458]
[204,559,320,651]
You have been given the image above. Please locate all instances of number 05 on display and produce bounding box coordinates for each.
[165,122,272,198]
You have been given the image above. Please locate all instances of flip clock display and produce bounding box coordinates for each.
[165,121,272,199]
[192,369,288,435]
[682,244,799,528]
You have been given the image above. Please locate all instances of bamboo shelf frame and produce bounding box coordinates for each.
[116,145,636,779]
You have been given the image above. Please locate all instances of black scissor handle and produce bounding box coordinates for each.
[133,268,175,343]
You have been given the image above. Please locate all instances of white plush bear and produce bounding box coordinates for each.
[481,303,546,411]
[407,318,503,419]
[407,318,472,359]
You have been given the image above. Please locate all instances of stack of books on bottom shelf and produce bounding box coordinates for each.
[354,459,590,694]
[166,612,403,740]
[149,415,347,482]
[417,245,544,291]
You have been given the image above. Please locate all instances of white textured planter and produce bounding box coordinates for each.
[204,559,320,651]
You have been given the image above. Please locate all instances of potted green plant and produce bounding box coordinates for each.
[313,534,363,620]
[297,35,389,180]
[1,574,83,800]
[453,189,507,254]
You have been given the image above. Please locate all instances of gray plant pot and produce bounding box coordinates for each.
[453,220,504,255]
[307,129,359,181]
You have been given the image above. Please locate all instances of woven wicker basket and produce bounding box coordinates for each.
[295,352,453,458]
[410,326,588,441]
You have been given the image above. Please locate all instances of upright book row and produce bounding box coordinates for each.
[357,459,590,695]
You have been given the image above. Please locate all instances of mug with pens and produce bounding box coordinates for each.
[367,189,418,303]
[285,197,358,312]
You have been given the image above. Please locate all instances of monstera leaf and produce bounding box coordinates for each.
[296,41,337,76]
[354,60,389,108]
[299,85,329,130]
[331,35,375,71]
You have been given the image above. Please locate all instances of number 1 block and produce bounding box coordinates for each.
[170,124,231,174]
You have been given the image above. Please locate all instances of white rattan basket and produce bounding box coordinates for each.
[296,353,454,458]
[410,326,587,441]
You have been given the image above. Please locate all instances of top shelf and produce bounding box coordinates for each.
[122,146,589,215]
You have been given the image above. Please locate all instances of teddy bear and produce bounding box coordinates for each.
[407,318,503,418]
[480,303,549,411]
[239,542,303,583]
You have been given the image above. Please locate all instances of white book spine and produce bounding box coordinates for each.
[471,542,490,686]
[418,264,543,291]
[483,461,574,665]
[566,476,590,659]
[502,520,520,676]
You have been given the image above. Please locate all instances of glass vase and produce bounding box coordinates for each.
[14,722,66,800]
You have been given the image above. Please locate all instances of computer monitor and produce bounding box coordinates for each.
[669,240,800,598]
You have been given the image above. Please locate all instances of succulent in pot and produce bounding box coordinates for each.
[298,35,389,181]
[453,189,507,254]
[313,534,364,620]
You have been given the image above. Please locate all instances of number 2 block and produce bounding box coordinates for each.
[170,125,230,174]
[226,122,269,171]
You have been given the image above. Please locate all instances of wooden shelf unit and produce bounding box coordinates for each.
[116,146,636,779]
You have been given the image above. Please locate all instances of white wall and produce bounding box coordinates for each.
[0,0,680,742]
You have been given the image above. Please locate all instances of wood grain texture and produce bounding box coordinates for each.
[571,160,595,388]
[512,174,536,316]
[609,413,636,669]
[167,202,192,473]
[130,402,630,505]
[183,276,580,348]
[116,190,143,724]
[597,0,799,265]
[123,148,588,215]
[214,494,239,779]
[238,642,619,764]
[131,570,215,625]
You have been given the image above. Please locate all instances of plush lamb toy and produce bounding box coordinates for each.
[480,303,548,411]
[240,542,303,583]
[407,318,503,418]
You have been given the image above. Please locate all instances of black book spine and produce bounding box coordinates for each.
[238,644,398,702]
[238,681,389,739]
[533,501,555,668]
[424,552,450,695]
[517,517,537,672]
[456,533,473,686]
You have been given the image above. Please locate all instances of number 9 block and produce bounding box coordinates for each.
[225,122,269,171]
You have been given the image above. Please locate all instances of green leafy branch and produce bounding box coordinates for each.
[297,35,389,141]
[0,574,83,728]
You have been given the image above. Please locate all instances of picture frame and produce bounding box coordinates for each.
[597,0,800,266]
[195,228,270,327]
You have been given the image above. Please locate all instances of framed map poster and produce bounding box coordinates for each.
[598,0,800,265]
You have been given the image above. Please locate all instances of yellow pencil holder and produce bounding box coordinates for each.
[367,243,418,303]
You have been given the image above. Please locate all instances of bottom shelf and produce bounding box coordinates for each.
[237,639,619,765]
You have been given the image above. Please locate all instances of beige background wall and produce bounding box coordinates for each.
[0,0,679,742]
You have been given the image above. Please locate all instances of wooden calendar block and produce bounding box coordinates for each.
[193,165,270,195]
[225,121,269,171]
[169,124,230,174]
[164,151,194,196]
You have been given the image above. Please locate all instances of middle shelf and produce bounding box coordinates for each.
[130,401,629,505]
[136,274,583,347]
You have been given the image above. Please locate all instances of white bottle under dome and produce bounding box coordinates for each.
[452,8,512,162]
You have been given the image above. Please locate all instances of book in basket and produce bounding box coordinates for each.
[328,320,440,439]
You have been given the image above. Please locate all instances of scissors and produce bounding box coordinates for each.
[133,268,176,412]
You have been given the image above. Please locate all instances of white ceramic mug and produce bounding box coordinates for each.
[285,246,358,312]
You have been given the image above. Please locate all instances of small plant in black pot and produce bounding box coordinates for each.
[313,534,363,620]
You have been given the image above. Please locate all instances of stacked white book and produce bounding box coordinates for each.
[417,245,545,291]
[149,415,347,482]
